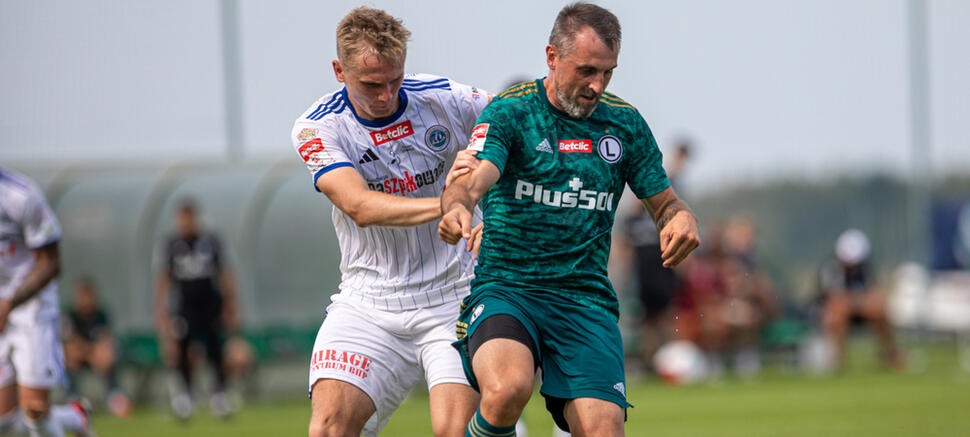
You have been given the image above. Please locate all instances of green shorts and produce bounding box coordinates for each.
[453,283,631,411]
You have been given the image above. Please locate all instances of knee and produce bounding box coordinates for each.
[20,400,50,420]
[308,409,360,437]
[822,302,849,329]
[862,297,887,321]
[307,416,346,437]
[479,374,533,416]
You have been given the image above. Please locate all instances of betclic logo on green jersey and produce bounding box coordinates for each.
[514,177,614,211]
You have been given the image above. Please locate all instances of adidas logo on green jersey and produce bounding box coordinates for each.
[536,138,553,153]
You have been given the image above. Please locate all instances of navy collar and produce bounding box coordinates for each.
[342,88,409,128]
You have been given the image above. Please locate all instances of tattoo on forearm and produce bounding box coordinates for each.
[656,200,693,230]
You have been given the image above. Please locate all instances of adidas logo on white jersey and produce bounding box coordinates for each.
[359,149,380,164]
[536,138,553,153]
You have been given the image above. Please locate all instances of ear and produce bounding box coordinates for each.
[545,44,558,70]
[333,60,345,83]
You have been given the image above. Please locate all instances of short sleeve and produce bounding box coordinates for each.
[291,122,354,191]
[467,102,512,174]
[624,113,670,199]
[21,187,61,249]
[452,81,493,138]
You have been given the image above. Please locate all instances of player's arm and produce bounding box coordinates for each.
[218,268,240,329]
[641,186,700,267]
[152,271,171,334]
[316,167,441,227]
[0,243,60,331]
[439,160,500,246]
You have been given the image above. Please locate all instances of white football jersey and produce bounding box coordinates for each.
[0,168,61,324]
[291,74,491,311]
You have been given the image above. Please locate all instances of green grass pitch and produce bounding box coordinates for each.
[89,344,969,436]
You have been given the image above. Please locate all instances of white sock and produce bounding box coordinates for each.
[50,405,84,432]
[0,408,28,435]
[23,414,64,437]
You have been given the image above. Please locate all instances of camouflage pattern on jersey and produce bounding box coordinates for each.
[469,79,669,316]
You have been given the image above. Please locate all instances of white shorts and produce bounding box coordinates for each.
[308,294,469,437]
[0,317,66,389]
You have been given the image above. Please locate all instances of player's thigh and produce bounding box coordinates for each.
[413,302,479,432]
[563,397,625,437]
[309,300,422,435]
[309,378,375,435]
[537,296,629,432]
[415,301,472,388]
[455,288,541,394]
[8,320,65,392]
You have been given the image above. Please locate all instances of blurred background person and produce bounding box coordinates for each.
[670,221,728,375]
[62,276,131,417]
[669,216,777,379]
[622,139,692,373]
[719,215,777,378]
[153,199,239,420]
[818,228,903,370]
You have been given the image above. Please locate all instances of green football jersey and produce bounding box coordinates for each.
[468,78,670,316]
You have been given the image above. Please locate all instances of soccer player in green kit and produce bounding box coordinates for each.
[438,3,700,436]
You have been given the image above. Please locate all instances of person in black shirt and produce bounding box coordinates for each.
[63,277,131,417]
[153,199,238,419]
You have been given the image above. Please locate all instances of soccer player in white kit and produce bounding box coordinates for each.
[290,7,491,437]
[0,167,93,437]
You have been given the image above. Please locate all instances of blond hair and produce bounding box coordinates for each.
[336,7,411,68]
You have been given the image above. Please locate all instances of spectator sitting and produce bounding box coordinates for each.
[818,228,904,370]
[63,277,132,417]
[719,216,777,378]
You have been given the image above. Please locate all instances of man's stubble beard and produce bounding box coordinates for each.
[556,86,597,119]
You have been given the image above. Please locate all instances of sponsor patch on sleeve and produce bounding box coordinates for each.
[298,138,335,167]
[471,88,493,103]
[468,123,489,151]
[297,128,318,142]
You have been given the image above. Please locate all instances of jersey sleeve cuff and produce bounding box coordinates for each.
[312,162,355,192]
[635,178,671,200]
[27,236,61,250]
